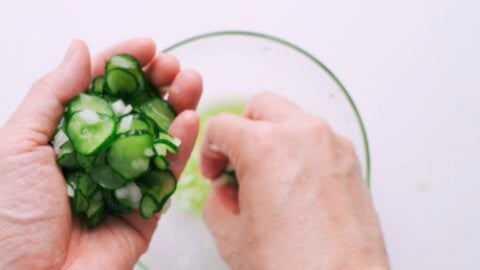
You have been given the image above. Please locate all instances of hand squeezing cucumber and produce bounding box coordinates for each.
[51,54,180,227]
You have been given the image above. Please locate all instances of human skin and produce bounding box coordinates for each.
[0,38,202,270]
[201,93,389,270]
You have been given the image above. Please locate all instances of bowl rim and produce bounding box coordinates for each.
[162,30,371,186]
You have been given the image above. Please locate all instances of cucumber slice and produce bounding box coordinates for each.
[138,170,177,210]
[139,194,157,219]
[102,189,131,214]
[89,76,105,95]
[155,139,179,154]
[86,195,104,228]
[66,111,116,155]
[90,165,128,190]
[114,183,142,209]
[57,142,80,169]
[93,150,108,166]
[75,154,95,172]
[107,133,153,179]
[106,68,138,96]
[138,97,176,131]
[153,156,169,170]
[73,190,89,213]
[105,54,145,92]
[127,87,152,105]
[77,173,98,197]
[117,114,154,135]
[67,94,113,117]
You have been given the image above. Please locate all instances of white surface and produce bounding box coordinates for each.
[0,1,479,269]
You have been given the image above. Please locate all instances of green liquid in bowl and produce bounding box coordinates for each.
[174,100,246,215]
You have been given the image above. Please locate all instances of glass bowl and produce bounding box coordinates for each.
[137,30,370,270]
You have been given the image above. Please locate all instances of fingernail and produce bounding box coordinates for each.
[63,40,78,62]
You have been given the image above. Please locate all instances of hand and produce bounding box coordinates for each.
[201,93,389,270]
[0,39,202,270]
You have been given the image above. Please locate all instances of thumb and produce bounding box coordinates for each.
[5,40,91,145]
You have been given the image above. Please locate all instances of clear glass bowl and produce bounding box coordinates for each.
[137,30,370,270]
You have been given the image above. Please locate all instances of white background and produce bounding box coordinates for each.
[1,0,479,269]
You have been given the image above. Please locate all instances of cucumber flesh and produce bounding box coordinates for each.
[66,111,116,155]
[90,165,128,190]
[73,190,89,213]
[153,156,169,170]
[138,97,176,131]
[107,133,153,179]
[106,68,138,96]
[140,194,157,219]
[105,54,145,92]
[67,94,113,117]
[117,114,153,135]
[89,76,105,95]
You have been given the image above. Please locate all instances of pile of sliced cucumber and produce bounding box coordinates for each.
[51,54,179,227]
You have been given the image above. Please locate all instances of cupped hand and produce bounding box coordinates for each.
[201,93,389,270]
[0,39,202,270]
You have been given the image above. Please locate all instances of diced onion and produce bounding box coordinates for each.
[127,183,142,203]
[112,100,132,117]
[67,185,74,197]
[112,100,126,116]
[122,105,133,115]
[115,187,130,200]
[172,137,182,147]
[78,109,100,124]
[119,115,133,131]
[144,148,155,157]
[131,159,149,171]
[53,130,69,154]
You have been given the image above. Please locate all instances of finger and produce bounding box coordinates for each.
[200,113,255,180]
[167,69,203,113]
[5,40,91,143]
[91,38,156,77]
[167,110,200,179]
[145,53,180,88]
[245,91,302,122]
[203,186,239,243]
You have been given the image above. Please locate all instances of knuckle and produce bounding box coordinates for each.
[31,76,53,94]
[249,125,276,151]
[306,116,333,136]
[248,91,273,109]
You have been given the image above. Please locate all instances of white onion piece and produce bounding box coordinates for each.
[144,148,155,157]
[67,185,74,197]
[53,130,69,154]
[78,109,100,124]
[115,187,130,200]
[119,115,133,131]
[112,100,126,116]
[172,137,182,147]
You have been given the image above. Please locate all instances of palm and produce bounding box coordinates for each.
[0,39,201,270]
